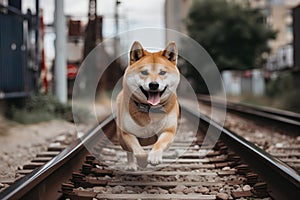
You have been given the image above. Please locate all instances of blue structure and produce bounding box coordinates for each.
[293,4,300,69]
[0,0,40,99]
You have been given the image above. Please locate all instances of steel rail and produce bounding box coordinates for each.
[1,103,300,199]
[198,95,300,127]
[0,115,115,200]
[181,103,300,200]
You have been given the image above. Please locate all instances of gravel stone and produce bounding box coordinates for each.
[183,187,194,194]
[169,184,187,194]
[195,186,209,194]
[233,184,240,189]
[157,187,169,194]
[222,166,231,171]
[199,101,300,174]
[112,185,125,193]
[185,175,201,181]
[55,135,67,142]
[242,185,251,191]
[93,186,106,193]
[217,192,229,200]
[148,189,159,194]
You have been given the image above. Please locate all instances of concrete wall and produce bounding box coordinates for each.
[222,70,265,96]
[165,0,192,41]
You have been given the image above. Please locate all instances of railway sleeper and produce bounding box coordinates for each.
[61,138,270,200]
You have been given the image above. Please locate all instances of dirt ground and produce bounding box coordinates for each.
[0,115,77,182]
[0,100,111,183]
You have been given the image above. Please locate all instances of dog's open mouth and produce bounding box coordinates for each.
[139,86,167,106]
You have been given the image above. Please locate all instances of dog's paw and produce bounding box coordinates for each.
[148,149,163,166]
[125,163,138,171]
[135,153,148,168]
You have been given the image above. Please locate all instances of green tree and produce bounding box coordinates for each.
[186,0,276,71]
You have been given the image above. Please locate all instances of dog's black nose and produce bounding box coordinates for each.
[149,82,159,90]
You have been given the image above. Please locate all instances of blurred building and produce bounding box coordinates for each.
[165,0,300,72]
[165,0,299,53]
[165,0,300,96]
[251,0,299,55]
[226,0,300,71]
[265,0,300,71]
[222,69,265,96]
[293,4,300,69]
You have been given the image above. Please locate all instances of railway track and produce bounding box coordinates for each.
[198,95,300,129]
[0,103,299,199]
[198,95,300,172]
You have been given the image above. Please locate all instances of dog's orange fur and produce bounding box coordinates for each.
[116,41,180,170]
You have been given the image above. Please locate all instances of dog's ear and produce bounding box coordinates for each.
[163,41,178,64]
[130,41,144,64]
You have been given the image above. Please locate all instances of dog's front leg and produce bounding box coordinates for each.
[126,152,137,171]
[148,130,175,166]
[122,132,148,169]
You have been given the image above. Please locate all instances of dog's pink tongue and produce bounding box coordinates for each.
[147,92,160,106]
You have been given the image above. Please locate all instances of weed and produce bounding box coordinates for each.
[7,94,73,124]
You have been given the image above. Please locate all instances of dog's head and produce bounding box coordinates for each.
[124,41,180,106]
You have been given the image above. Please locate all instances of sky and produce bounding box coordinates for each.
[22,0,165,37]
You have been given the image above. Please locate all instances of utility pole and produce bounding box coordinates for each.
[115,0,121,34]
[114,0,121,58]
[54,0,67,103]
[84,0,103,58]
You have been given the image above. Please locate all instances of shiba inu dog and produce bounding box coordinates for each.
[116,41,180,170]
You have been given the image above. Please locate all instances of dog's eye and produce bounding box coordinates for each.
[159,71,167,76]
[141,70,149,76]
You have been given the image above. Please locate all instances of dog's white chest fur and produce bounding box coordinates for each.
[122,112,167,138]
